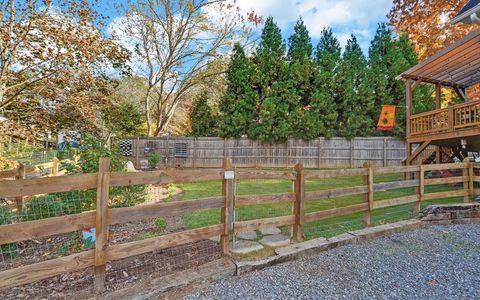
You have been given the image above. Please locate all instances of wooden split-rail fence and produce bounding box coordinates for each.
[0,159,478,292]
[0,158,66,212]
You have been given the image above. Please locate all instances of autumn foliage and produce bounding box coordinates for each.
[389,0,479,100]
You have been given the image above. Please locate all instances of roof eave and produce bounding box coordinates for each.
[451,5,480,24]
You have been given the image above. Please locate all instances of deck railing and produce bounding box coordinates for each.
[409,100,480,136]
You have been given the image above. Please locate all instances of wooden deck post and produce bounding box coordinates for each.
[221,158,234,254]
[293,163,305,241]
[51,157,59,176]
[363,162,373,227]
[405,78,413,139]
[15,164,26,213]
[94,157,111,292]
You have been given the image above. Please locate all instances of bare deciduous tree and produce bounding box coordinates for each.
[117,0,253,136]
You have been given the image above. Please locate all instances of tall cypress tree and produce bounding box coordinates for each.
[287,18,315,139]
[217,43,257,138]
[249,17,291,142]
[337,35,374,139]
[310,27,341,138]
[366,23,433,138]
[189,92,217,137]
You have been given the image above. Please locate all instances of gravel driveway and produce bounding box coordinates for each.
[184,224,480,300]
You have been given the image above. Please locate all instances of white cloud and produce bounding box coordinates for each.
[228,0,391,37]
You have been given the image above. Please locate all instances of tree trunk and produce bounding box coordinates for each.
[144,87,153,137]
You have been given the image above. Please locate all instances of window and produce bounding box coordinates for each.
[174,142,188,158]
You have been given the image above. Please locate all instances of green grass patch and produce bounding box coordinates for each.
[178,172,467,237]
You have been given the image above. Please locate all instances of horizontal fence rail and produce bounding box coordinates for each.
[0,159,478,293]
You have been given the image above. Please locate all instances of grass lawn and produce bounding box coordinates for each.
[178,171,466,240]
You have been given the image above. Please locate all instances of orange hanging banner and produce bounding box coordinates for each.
[377,105,396,131]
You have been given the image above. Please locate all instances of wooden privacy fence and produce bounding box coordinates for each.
[0,159,478,292]
[124,136,406,169]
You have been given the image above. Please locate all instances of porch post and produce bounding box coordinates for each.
[435,84,441,164]
[405,78,413,165]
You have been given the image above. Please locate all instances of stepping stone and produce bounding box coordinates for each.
[209,236,220,243]
[259,234,290,248]
[231,240,264,255]
[259,227,281,235]
[236,231,257,240]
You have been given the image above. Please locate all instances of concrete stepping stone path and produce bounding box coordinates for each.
[259,227,281,235]
[259,234,290,248]
[231,240,264,255]
[236,231,258,240]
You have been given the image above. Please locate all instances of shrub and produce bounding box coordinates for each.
[22,196,65,221]
[0,206,17,257]
[154,217,167,232]
[148,152,161,169]
[110,185,149,208]
[0,205,12,225]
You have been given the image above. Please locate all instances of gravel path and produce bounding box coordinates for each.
[184,224,480,300]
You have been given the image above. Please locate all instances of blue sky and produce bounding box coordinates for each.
[97,0,393,54]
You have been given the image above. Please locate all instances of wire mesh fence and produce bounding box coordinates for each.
[0,161,477,298]
[0,177,224,298]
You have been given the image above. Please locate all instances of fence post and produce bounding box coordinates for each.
[349,140,354,168]
[15,164,26,212]
[221,158,234,254]
[468,162,474,201]
[51,157,59,176]
[293,163,305,241]
[383,138,387,167]
[317,139,321,169]
[418,165,425,214]
[463,161,471,203]
[94,157,111,292]
[363,162,372,226]
[192,137,196,168]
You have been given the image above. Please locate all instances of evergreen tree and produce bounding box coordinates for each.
[287,18,316,139]
[366,23,433,138]
[189,92,217,137]
[337,35,374,139]
[310,27,341,138]
[249,17,291,142]
[217,43,257,138]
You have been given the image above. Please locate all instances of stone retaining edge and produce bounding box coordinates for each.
[235,219,423,275]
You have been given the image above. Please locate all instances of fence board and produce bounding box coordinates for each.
[109,197,223,224]
[424,176,469,185]
[0,212,95,245]
[373,180,419,191]
[373,195,419,209]
[236,169,294,180]
[422,189,468,201]
[106,224,223,262]
[0,173,97,198]
[304,168,368,179]
[0,250,94,290]
[234,215,296,233]
[109,169,222,186]
[235,193,295,206]
[305,186,368,201]
[304,203,368,223]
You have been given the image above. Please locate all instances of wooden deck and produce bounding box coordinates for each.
[408,100,480,149]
